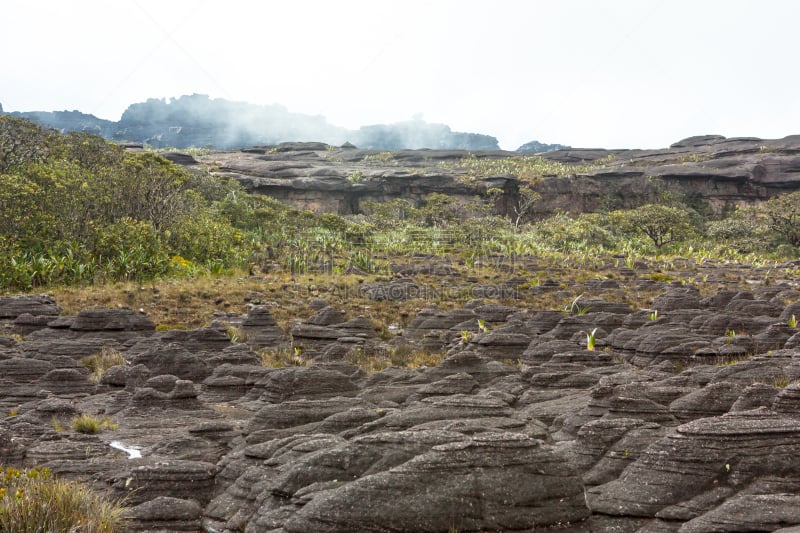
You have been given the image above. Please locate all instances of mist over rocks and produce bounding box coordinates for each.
[2,94,503,151]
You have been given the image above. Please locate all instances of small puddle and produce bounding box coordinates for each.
[109,441,142,459]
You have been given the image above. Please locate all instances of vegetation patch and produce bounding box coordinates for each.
[80,347,127,383]
[70,414,118,434]
[0,467,127,532]
[443,153,615,184]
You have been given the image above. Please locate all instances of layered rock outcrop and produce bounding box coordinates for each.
[5,274,800,531]
[182,134,800,217]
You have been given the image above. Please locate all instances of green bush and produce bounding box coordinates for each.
[610,204,697,250]
[760,190,800,246]
[531,212,615,252]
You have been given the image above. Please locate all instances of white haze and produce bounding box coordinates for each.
[2,0,799,150]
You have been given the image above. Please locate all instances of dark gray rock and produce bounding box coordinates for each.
[245,396,368,444]
[652,287,702,311]
[249,365,359,403]
[471,329,532,361]
[19,337,123,363]
[588,409,800,517]
[70,308,155,332]
[668,381,744,422]
[128,496,203,531]
[240,306,286,348]
[305,306,346,326]
[0,294,61,319]
[279,432,590,532]
[128,342,210,382]
[679,493,800,532]
[111,459,218,505]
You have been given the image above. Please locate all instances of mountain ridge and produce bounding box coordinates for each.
[1,94,569,152]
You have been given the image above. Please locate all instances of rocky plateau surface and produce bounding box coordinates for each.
[171,134,800,217]
[4,263,800,531]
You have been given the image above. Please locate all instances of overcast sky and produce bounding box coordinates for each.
[3,0,798,150]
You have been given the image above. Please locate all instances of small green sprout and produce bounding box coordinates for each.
[586,328,598,351]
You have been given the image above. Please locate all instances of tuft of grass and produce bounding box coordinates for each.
[773,375,792,388]
[52,416,65,433]
[155,323,191,331]
[70,414,118,434]
[563,294,588,315]
[0,466,128,533]
[259,346,306,368]
[343,345,443,373]
[346,347,392,374]
[225,326,248,344]
[80,347,127,383]
[362,151,397,164]
[403,350,444,369]
[499,358,525,370]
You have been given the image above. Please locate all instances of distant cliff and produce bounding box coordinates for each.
[1,94,501,151]
[175,134,800,219]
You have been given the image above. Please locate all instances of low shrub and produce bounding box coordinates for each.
[0,466,127,532]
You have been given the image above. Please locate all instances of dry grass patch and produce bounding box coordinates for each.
[0,467,128,532]
[345,345,444,373]
[80,347,127,383]
[259,346,307,368]
[70,414,118,434]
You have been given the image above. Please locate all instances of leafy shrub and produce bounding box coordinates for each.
[610,204,696,249]
[760,190,800,246]
[531,212,615,252]
[168,212,248,265]
[705,209,766,253]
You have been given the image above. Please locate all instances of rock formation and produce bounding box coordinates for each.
[4,262,800,531]
[176,134,800,218]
